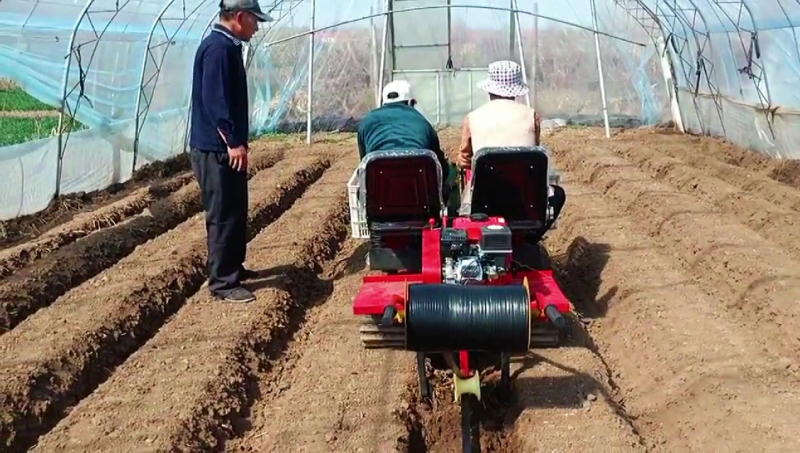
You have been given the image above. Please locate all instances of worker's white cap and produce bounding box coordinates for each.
[382,80,413,104]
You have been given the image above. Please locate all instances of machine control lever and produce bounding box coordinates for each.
[544,304,569,332]
[381,305,398,328]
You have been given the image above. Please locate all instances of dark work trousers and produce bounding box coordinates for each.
[190,148,249,296]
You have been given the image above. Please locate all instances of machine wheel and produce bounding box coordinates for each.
[461,394,481,452]
[416,352,431,398]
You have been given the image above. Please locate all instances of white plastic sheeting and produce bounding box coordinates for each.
[0,0,798,220]
[0,0,302,220]
[619,0,800,158]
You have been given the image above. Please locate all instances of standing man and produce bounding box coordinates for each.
[189,0,272,303]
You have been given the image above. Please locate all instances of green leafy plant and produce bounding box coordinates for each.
[0,117,85,147]
[0,88,55,112]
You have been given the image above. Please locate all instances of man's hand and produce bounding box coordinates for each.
[218,128,248,172]
[228,145,248,172]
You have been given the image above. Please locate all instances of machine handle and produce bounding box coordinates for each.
[544,304,569,332]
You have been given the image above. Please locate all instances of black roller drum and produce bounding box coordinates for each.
[406,284,531,353]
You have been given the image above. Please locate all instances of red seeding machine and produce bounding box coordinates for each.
[347,147,573,452]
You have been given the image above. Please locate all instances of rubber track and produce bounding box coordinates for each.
[31,157,354,452]
[0,155,329,452]
[556,147,800,359]
[0,149,285,334]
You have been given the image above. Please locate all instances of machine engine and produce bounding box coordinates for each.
[440,224,513,284]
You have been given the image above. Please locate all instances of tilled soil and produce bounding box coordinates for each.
[0,151,194,248]
[539,127,800,451]
[0,153,331,451]
[228,237,414,453]
[0,147,286,334]
[2,128,800,453]
[31,154,354,452]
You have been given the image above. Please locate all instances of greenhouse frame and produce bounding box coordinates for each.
[0,0,798,220]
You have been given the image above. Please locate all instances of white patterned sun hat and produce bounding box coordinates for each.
[477,60,529,98]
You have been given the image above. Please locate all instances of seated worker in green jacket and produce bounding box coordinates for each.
[357,80,451,186]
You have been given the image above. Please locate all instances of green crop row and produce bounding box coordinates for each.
[0,88,55,112]
[0,117,86,147]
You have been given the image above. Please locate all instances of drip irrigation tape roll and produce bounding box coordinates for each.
[406,284,531,353]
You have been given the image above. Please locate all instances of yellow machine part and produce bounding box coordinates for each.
[396,278,408,324]
[454,372,481,403]
[523,276,540,318]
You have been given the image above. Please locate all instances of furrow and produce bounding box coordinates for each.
[0,152,193,249]
[608,145,800,262]
[622,137,800,212]
[228,237,414,452]
[0,172,194,278]
[0,155,328,452]
[30,157,355,452]
[0,148,285,334]
[554,144,800,361]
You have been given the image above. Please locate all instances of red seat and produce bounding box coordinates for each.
[363,149,444,227]
[361,149,444,272]
[469,146,550,231]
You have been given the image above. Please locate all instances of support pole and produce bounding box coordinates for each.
[532,2,538,111]
[508,0,515,59]
[133,0,178,173]
[468,71,474,110]
[370,4,379,106]
[242,43,251,68]
[589,0,611,138]
[446,0,452,64]
[436,72,441,124]
[56,0,96,198]
[510,0,529,107]
[377,0,391,106]
[657,35,684,132]
[306,0,316,144]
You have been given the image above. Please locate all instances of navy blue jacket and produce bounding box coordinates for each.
[190,24,249,152]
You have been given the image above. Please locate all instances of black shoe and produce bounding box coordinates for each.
[241,268,259,280]
[214,287,256,303]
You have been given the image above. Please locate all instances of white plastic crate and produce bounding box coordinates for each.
[347,166,370,239]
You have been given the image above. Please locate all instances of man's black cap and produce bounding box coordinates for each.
[219,0,273,22]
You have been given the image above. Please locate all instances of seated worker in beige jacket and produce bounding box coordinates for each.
[456,60,565,242]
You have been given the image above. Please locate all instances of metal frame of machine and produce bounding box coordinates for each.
[351,147,573,452]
